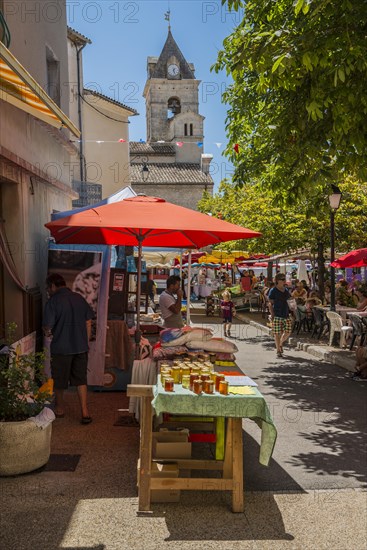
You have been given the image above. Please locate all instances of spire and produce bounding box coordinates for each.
[150,29,195,80]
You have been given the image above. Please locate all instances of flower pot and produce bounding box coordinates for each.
[0,420,52,476]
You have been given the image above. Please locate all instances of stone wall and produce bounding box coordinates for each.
[131,183,213,210]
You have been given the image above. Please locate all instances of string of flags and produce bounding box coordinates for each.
[69,138,225,148]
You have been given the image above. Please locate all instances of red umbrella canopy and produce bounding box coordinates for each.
[331,248,367,269]
[45,196,261,247]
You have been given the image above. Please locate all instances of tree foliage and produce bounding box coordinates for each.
[215,0,367,197]
[198,177,367,255]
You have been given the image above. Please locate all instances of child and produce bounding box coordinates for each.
[220,291,235,337]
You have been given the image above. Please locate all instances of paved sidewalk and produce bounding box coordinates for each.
[235,311,356,373]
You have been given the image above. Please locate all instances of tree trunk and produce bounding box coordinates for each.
[267,261,273,282]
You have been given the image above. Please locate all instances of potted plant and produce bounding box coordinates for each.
[0,323,53,476]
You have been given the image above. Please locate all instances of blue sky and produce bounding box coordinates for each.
[67,0,242,188]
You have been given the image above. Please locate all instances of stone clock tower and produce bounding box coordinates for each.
[144,29,204,164]
[130,28,214,209]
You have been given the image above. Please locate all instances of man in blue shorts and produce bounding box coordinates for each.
[43,273,94,424]
[268,272,292,357]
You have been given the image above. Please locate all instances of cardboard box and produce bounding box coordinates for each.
[137,460,180,503]
[152,430,192,459]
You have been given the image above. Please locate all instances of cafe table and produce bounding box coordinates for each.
[127,379,277,513]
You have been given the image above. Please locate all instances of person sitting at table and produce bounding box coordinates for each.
[336,279,355,307]
[292,281,308,304]
[324,283,331,305]
[354,286,367,311]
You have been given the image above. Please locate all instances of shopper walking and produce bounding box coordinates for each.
[220,290,236,337]
[43,273,94,424]
[268,273,292,357]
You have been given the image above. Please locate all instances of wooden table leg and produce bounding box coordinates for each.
[138,395,153,512]
[231,418,244,512]
[223,418,233,478]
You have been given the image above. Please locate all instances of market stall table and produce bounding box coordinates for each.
[127,379,277,513]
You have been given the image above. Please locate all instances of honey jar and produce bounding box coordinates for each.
[181,365,191,378]
[203,380,214,394]
[164,377,175,392]
[171,366,181,384]
[209,353,216,364]
[200,374,211,382]
[215,373,225,392]
[210,371,218,384]
[189,373,198,391]
[193,379,203,395]
[191,367,201,377]
[219,380,229,395]
[160,362,170,369]
[160,369,172,384]
[181,374,190,389]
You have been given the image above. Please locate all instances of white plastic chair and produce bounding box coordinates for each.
[326,311,352,348]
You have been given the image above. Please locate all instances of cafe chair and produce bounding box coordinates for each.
[347,313,367,350]
[326,311,352,348]
[292,307,309,334]
[311,307,330,340]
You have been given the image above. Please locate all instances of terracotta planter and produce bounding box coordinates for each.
[0,420,52,476]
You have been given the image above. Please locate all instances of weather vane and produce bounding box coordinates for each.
[164,9,171,30]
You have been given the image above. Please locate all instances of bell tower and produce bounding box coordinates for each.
[143,29,204,163]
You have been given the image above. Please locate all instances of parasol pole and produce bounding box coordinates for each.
[186,250,192,325]
[135,235,143,357]
[179,251,183,279]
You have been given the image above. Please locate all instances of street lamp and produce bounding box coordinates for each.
[328,185,342,311]
[130,155,149,182]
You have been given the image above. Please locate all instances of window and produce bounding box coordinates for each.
[190,124,193,136]
[167,97,181,118]
[184,124,188,136]
[46,46,60,106]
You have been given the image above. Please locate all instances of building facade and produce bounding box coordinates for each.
[0,0,80,340]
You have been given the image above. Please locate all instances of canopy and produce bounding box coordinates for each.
[45,195,261,344]
[331,248,367,269]
[0,42,80,136]
[45,196,261,248]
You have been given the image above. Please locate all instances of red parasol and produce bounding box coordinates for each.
[330,248,367,269]
[45,196,261,342]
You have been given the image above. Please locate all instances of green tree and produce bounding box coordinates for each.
[199,178,367,288]
[215,0,367,196]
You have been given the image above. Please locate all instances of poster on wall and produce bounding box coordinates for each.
[47,246,109,385]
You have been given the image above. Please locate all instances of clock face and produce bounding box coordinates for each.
[168,64,179,77]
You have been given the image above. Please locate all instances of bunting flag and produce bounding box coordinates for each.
[234,143,239,154]
[69,138,231,150]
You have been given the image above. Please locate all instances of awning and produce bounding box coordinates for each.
[0,42,80,137]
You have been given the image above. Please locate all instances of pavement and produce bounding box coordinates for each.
[234,309,356,373]
[1,308,366,550]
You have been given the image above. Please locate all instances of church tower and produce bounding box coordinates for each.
[129,25,214,210]
[143,29,204,164]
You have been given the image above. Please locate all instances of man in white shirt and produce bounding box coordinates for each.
[159,275,184,328]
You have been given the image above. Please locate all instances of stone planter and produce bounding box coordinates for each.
[0,420,52,476]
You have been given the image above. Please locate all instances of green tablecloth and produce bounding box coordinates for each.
[152,380,277,466]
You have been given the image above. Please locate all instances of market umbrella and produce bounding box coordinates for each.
[331,248,367,268]
[45,196,261,342]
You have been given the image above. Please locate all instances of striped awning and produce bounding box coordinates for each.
[0,42,80,137]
